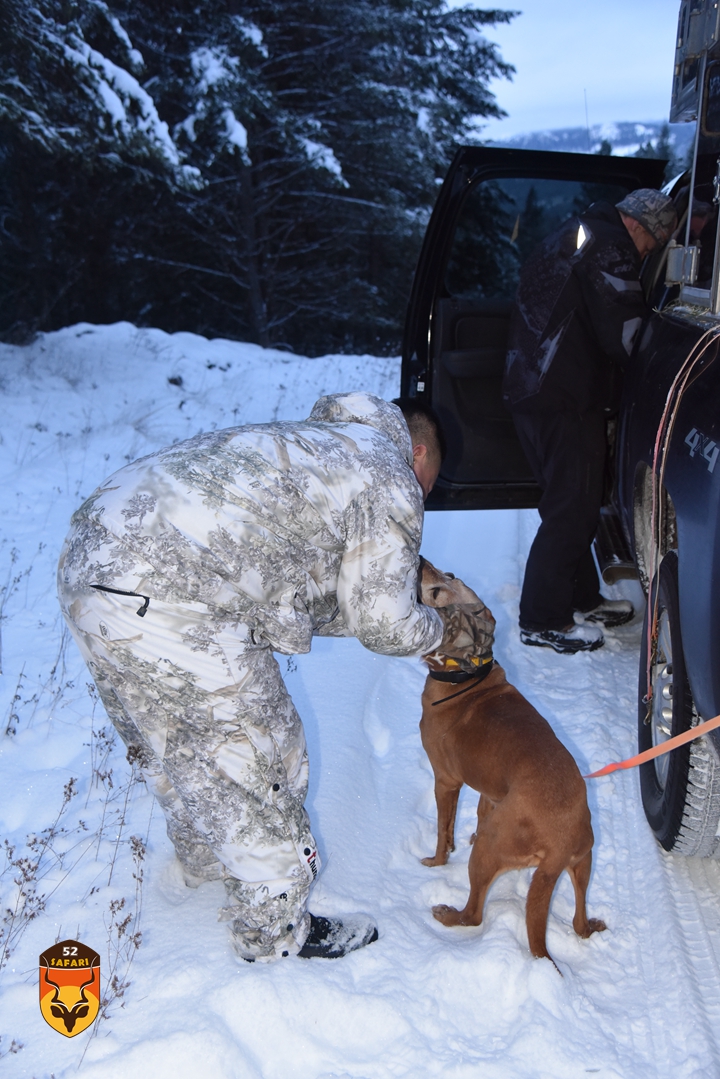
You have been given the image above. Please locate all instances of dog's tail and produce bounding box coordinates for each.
[525,864,563,972]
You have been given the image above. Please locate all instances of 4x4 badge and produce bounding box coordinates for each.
[684,428,719,474]
[39,939,100,1037]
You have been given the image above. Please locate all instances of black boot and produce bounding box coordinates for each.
[298,913,378,959]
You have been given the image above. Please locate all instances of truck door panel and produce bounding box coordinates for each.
[432,297,528,484]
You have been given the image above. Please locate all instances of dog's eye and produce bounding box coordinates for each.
[431,587,442,600]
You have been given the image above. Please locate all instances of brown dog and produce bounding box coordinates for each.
[419,560,606,968]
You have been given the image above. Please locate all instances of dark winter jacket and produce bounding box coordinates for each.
[503,202,649,413]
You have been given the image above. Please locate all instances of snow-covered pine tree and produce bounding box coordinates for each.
[0,0,197,339]
[1,0,515,353]
[0,0,193,171]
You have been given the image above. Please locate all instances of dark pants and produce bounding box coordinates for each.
[512,408,606,631]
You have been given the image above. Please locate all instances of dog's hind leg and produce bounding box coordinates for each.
[567,850,607,939]
[422,780,461,866]
[525,863,563,967]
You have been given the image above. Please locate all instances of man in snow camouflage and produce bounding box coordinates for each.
[58,392,449,962]
[503,188,677,655]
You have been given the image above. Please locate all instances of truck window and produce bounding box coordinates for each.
[444,176,630,303]
[684,152,718,290]
[703,60,720,132]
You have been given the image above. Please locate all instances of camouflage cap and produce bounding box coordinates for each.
[615,188,678,244]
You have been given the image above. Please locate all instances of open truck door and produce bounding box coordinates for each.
[401,147,667,510]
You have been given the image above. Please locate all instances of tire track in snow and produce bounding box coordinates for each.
[660,854,720,1064]
[602,765,690,1072]
[585,631,720,1076]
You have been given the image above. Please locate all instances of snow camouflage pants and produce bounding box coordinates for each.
[58,540,319,963]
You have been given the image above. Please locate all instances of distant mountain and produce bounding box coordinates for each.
[489,121,694,167]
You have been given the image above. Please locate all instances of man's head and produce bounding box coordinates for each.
[690,199,714,239]
[615,189,678,258]
[392,397,445,498]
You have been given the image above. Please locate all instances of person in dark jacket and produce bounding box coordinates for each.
[503,189,677,654]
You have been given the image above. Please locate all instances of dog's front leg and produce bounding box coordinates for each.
[422,780,461,866]
[432,829,499,926]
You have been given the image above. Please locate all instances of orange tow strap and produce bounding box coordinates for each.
[584,713,720,779]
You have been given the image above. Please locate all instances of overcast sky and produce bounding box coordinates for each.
[465,0,682,139]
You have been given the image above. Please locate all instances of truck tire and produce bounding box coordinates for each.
[638,550,720,855]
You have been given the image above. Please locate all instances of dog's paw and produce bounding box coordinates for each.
[421,854,448,867]
[431,904,463,926]
[576,917,607,938]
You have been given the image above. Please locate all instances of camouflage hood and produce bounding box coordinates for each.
[308,392,413,465]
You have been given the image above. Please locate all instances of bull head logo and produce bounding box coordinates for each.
[39,940,100,1037]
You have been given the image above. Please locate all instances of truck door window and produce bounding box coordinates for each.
[703,60,720,133]
[444,176,631,303]
[685,153,718,290]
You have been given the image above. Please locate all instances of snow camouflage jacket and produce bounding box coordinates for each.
[503,201,649,413]
[63,391,444,658]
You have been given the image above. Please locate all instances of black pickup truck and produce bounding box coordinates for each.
[401,1,720,857]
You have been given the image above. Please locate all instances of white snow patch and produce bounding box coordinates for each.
[63,37,181,167]
[191,46,239,93]
[232,16,268,56]
[301,137,348,186]
[108,14,143,70]
[187,49,249,161]
[223,109,248,153]
[416,106,431,134]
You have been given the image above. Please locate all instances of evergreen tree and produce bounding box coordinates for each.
[516,184,546,262]
[634,122,682,182]
[0,0,197,339]
[1,0,516,353]
[0,0,192,173]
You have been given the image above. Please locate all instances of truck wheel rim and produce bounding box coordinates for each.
[651,607,674,790]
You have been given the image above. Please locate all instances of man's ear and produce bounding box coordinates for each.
[412,443,428,463]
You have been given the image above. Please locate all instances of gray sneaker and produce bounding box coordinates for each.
[520,622,604,654]
[575,599,634,628]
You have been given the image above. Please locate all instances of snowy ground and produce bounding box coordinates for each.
[2,323,720,1078]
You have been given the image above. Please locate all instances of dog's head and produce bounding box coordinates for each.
[417,557,480,608]
[418,558,496,669]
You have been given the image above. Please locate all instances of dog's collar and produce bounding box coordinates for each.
[429,656,495,707]
[428,654,494,684]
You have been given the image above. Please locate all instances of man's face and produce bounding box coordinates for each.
[620,213,658,259]
[691,213,712,239]
[412,444,440,499]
